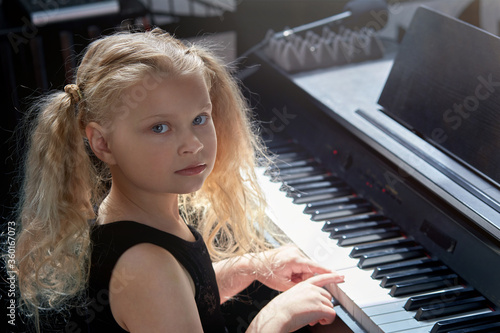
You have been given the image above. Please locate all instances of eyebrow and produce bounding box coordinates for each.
[140,102,212,122]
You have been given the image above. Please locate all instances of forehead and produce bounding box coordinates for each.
[117,72,211,119]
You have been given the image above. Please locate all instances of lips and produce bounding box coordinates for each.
[175,164,207,176]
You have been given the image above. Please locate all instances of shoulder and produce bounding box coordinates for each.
[109,243,203,332]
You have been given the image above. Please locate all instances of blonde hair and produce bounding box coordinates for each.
[15,28,278,326]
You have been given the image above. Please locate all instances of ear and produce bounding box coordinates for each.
[85,122,116,165]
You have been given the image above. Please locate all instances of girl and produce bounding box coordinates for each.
[15,28,344,332]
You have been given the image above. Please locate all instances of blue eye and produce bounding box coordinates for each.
[193,115,208,126]
[152,124,169,134]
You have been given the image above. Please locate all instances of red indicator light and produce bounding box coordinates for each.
[332,150,338,155]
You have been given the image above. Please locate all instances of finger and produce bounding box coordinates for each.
[305,273,345,287]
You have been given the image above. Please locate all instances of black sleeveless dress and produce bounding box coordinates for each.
[69,221,227,333]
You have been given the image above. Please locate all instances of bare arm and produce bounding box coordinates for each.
[109,243,204,332]
[213,245,336,303]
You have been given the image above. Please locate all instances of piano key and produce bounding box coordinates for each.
[286,178,346,193]
[281,173,335,187]
[256,168,358,270]
[372,257,441,279]
[263,137,295,149]
[405,286,478,311]
[380,265,450,287]
[311,201,373,221]
[415,296,489,321]
[350,237,416,258]
[304,196,363,214]
[268,144,303,154]
[431,311,500,332]
[256,164,496,333]
[337,227,402,246]
[322,213,387,229]
[292,186,353,203]
[275,169,326,182]
[447,322,500,332]
[329,219,394,238]
[271,151,310,163]
[358,245,424,269]
[267,165,324,178]
[270,158,317,171]
[379,309,492,333]
[390,274,459,297]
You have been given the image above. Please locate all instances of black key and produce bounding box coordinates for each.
[268,161,320,177]
[415,296,489,321]
[381,265,450,287]
[350,237,414,258]
[264,137,294,149]
[338,228,401,246]
[266,165,322,178]
[358,245,424,269]
[372,257,440,279]
[330,219,394,238]
[304,196,363,214]
[273,151,310,163]
[271,158,317,171]
[405,286,478,311]
[322,214,387,231]
[281,173,334,189]
[311,201,373,221]
[448,322,500,333]
[431,311,500,332]
[287,179,345,194]
[390,273,459,297]
[270,144,303,154]
[292,186,352,203]
[277,169,326,182]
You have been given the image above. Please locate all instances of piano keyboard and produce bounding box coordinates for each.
[257,137,500,333]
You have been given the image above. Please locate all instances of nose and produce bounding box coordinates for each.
[178,129,203,155]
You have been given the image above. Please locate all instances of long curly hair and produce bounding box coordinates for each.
[14,28,278,328]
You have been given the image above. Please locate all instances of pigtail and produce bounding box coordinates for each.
[16,90,94,326]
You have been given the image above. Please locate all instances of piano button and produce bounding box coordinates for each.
[389,273,459,297]
[447,322,500,332]
[292,186,352,203]
[304,196,362,214]
[380,265,450,288]
[431,311,500,332]
[311,201,373,221]
[405,286,478,311]
[350,237,415,258]
[337,227,402,246]
[329,219,394,238]
[372,257,440,279]
[357,246,424,269]
[415,296,489,321]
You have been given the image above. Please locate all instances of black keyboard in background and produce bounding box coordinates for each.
[16,0,120,26]
[260,136,500,332]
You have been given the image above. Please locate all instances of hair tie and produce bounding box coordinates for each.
[64,84,82,103]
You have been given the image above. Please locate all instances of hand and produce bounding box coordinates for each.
[247,273,344,333]
[254,245,337,291]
